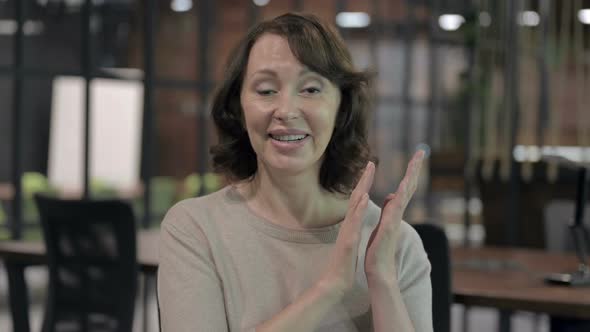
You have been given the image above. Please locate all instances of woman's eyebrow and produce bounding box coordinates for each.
[248,68,278,80]
[299,68,315,77]
[298,68,326,82]
[247,67,321,81]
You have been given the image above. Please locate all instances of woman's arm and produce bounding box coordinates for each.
[364,151,433,331]
[367,249,433,332]
[159,210,359,332]
[367,274,415,332]
[254,280,342,332]
[368,223,433,332]
[159,217,345,332]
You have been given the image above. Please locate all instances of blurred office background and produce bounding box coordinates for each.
[0,0,589,331]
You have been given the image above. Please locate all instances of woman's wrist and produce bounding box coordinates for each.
[315,276,348,302]
[255,277,345,332]
[366,267,399,290]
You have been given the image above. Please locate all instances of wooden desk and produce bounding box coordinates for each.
[0,229,159,271]
[0,230,159,332]
[2,234,590,331]
[452,246,590,321]
[0,182,145,201]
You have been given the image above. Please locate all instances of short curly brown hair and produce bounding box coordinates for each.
[210,12,375,194]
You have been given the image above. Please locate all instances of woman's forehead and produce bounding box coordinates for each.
[245,34,302,75]
[246,34,337,85]
[250,34,294,60]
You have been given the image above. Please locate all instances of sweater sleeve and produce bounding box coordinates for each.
[397,223,433,332]
[157,205,229,332]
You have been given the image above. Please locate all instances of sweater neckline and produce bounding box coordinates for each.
[222,185,342,244]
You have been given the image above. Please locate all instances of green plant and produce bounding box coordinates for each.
[202,173,222,194]
[22,172,57,223]
[151,176,178,214]
[179,173,222,199]
[133,176,178,222]
[179,173,202,200]
[90,178,118,198]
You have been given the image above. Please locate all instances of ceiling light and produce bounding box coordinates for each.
[336,12,371,28]
[171,0,192,13]
[438,14,465,31]
[253,0,270,6]
[513,145,541,162]
[579,9,590,24]
[23,20,44,35]
[517,11,540,27]
[0,19,44,36]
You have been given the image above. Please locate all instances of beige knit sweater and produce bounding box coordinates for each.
[158,186,433,332]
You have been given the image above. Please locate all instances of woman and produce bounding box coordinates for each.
[158,12,432,332]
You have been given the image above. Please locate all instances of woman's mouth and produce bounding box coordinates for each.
[269,134,309,142]
[268,134,310,152]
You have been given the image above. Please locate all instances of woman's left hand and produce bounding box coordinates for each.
[364,150,425,285]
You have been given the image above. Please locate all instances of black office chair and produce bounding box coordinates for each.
[35,194,138,332]
[412,223,452,332]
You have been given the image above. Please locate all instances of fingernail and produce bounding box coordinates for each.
[414,143,430,159]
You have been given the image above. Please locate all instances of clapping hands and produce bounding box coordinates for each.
[319,150,425,296]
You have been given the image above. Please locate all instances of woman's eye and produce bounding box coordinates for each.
[257,89,276,96]
[301,87,321,95]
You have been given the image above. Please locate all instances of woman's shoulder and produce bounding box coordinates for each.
[396,221,431,284]
[398,220,426,251]
[160,186,236,233]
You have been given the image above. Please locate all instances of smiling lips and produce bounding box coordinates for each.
[269,134,308,142]
[268,130,310,151]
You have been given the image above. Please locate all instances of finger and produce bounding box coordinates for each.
[378,193,399,226]
[403,151,424,184]
[406,151,425,197]
[348,193,369,269]
[382,152,425,225]
[354,193,369,227]
[371,191,404,249]
[379,193,404,230]
[351,193,370,245]
[397,151,425,206]
[350,162,375,206]
[346,192,369,225]
[341,192,369,252]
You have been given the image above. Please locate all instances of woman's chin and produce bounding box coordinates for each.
[263,157,317,176]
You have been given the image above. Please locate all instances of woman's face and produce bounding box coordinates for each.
[240,33,342,176]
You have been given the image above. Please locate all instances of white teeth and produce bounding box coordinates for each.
[271,134,307,142]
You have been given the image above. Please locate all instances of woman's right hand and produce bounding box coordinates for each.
[318,161,375,297]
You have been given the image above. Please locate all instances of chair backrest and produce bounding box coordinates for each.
[412,223,452,332]
[544,200,590,253]
[35,194,138,332]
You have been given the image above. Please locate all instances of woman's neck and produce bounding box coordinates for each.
[236,164,348,230]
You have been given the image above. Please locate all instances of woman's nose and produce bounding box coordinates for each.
[272,94,300,121]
